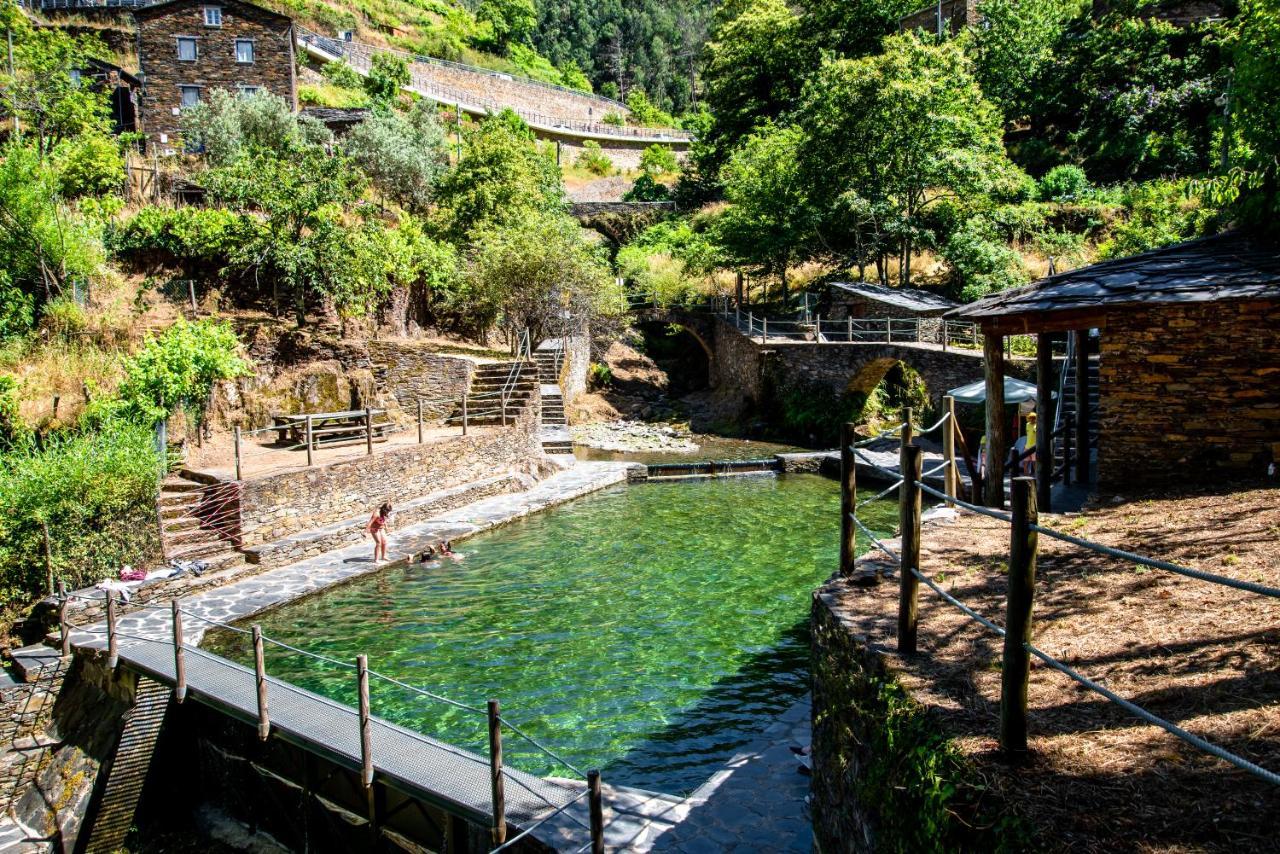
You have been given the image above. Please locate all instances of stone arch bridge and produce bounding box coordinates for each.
[633,306,994,417]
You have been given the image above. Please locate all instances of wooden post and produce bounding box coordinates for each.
[171,600,186,702]
[1035,334,1053,512]
[462,396,468,436]
[942,321,948,352]
[233,426,243,481]
[1001,477,1038,755]
[839,422,857,577]
[57,582,69,657]
[1072,330,1090,485]
[358,654,373,787]
[107,592,119,670]
[847,316,853,342]
[588,769,604,854]
[305,416,314,467]
[761,318,767,345]
[983,333,1007,509]
[886,317,892,344]
[42,520,54,596]
[487,699,506,846]
[253,625,269,741]
[365,408,374,455]
[417,399,424,444]
[897,445,923,654]
[815,313,822,343]
[188,280,197,312]
[899,406,914,466]
[943,395,957,506]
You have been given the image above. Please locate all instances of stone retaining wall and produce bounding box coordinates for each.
[1098,299,1280,488]
[368,341,476,418]
[238,395,542,547]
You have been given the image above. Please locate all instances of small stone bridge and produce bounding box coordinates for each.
[571,202,676,245]
[632,306,993,414]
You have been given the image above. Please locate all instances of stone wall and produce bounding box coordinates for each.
[237,395,542,546]
[553,135,685,172]
[1098,299,1280,488]
[137,0,296,152]
[368,342,476,418]
[560,333,591,405]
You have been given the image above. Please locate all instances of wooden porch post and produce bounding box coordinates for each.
[982,332,1007,508]
[1035,333,1053,512]
[1072,330,1090,485]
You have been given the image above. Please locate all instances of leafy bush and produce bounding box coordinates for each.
[0,375,27,451]
[639,144,679,176]
[40,297,88,340]
[0,272,35,341]
[110,206,258,267]
[623,173,671,202]
[575,140,613,175]
[53,133,124,198]
[364,53,411,103]
[588,362,613,389]
[942,219,1029,301]
[344,101,450,212]
[1098,179,1219,259]
[0,420,163,616]
[1037,164,1091,201]
[321,59,363,90]
[625,89,676,128]
[601,112,626,127]
[182,89,333,165]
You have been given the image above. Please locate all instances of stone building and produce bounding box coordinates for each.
[80,58,142,135]
[134,0,296,153]
[827,282,959,321]
[898,0,980,35]
[947,230,1280,499]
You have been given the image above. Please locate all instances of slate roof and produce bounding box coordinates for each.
[132,0,293,23]
[830,282,959,313]
[946,231,1280,322]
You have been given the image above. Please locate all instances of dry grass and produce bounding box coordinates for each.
[836,481,1280,852]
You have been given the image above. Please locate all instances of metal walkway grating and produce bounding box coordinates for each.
[113,638,580,830]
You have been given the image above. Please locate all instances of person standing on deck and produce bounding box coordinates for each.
[368,502,393,563]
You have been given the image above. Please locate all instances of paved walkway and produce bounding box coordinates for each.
[649,698,812,853]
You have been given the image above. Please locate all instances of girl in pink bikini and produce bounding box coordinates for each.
[367,502,393,563]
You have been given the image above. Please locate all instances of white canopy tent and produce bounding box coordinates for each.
[947,377,1040,406]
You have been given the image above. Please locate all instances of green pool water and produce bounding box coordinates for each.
[203,474,896,795]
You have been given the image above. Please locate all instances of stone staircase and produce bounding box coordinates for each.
[1053,351,1100,475]
[454,361,537,427]
[158,474,244,571]
[534,344,573,454]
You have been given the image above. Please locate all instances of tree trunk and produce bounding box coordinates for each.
[779,264,788,308]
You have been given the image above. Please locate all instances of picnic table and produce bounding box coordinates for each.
[271,409,392,448]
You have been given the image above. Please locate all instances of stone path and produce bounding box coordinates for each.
[73,461,636,648]
[648,697,813,853]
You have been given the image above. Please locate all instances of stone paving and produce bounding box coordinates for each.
[71,461,637,649]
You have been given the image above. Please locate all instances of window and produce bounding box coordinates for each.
[177,37,197,61]
[235,39,254,63]
[69,69,82,87]
[237,85,261,96]
[203,6,222,26]
[180,86,201,109]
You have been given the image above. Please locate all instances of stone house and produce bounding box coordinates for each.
[827,282,959,321]
[898,0,980,36]
[947,230,1280,499]
[133,0,296,153]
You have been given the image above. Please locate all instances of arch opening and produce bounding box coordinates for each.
[634,320,713,395]
[845,359,932,429]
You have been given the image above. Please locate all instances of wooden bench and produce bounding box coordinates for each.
[271,409,393,448]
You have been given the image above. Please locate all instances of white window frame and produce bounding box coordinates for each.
[176,36,198,62]
[179,85,202,109]
[234,39,255,64]
[237,85,261,96]
[202,6,222,27]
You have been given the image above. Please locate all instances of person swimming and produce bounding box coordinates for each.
[440,540,463,561]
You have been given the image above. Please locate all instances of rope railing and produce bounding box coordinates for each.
[841,414,1280,787]
[55,585,610,848]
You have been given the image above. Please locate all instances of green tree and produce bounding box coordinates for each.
[716,123,812,304]
[798,33,1013,287]
[182,89,332,165]
[640,144,679,176]
[433,111,564,240]
[1229,0,1280,224]
[477,0,537,49]
[344,100,449,213]
[625,90,676,127]
[364,53,411,104]
[967,0,1084,121]
[457,211,620,343]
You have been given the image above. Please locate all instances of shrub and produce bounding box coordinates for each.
[942,219,1029,301]
[0,420,163,617]
[639,144,679,176]
[364,53,410,103]
[1098,179,1220,260]
[321,59,363,90]
[600,112,626,127]
[343,101,450,212]
[40,297,88,340]
[576,140,613,176]
[53,133,124,198]
[110,206,258,267]
[0,272,35,341]
[625,90,676,128]
[0,375,27,451]
[1037,164,1091,202]
[623,173,671,202]
[588,362,613,389]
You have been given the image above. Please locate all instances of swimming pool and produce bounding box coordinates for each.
[203,473,896,795]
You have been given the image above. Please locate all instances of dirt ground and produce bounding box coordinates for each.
[836,480,1280,852]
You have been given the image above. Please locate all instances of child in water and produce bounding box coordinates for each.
[440,540,463,561]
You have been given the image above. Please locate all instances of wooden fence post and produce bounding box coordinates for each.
[417,400,424,444]
[488,699,506,846]
[106,592,118,670]
[899,406,914,460]
[57,582,69,657]
[886,317,892,344]
[847,316,853,342]
[943,396,957,507]
[761,318,767,345]
[357,654,373,787]
[253,625,269,741]
[1001,477,1038,755]
[171,600,186,702]
[897,445,923,655]
[588,769,604,854]
[233,426,243,481]
[305,416,314,467]
[365,408,374,456]
[840,422,857,577]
